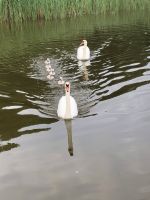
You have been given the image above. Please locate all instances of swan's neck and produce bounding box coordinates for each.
[65,92,71,119]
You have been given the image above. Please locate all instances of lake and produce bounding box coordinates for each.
[0,13,150,200]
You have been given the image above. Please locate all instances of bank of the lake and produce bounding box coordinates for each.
[0,0,150,22]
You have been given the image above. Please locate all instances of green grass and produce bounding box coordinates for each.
[0,0,149,22]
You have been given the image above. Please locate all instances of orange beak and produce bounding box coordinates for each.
[66,84,70,92]
[80,40,84,46]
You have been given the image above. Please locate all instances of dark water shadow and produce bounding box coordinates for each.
[0,143,19,153]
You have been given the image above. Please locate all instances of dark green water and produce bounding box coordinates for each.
[0,13,150,200]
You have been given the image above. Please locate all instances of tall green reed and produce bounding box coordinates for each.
[0,0,149,23]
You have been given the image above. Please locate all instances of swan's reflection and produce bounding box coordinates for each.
[78,60,90,81]
[64,120,73,156]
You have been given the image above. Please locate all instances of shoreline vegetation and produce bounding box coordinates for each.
[0,0,149,23]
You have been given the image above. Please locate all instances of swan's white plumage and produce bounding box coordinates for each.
[47,74,54,80]
[77,46,90,61]
[57,95,78,119]
[77,40,90,61]
[45,58,50,65]
[49,71,55,76]
[58,77,65,85]
[57,82,78,119]
[45,65,51,70]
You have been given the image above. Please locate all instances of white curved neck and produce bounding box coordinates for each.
[65,91,71,118]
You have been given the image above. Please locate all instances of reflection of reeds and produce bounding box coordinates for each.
[0,0,149,22]
[0,12,149,58]
[0,143,19,153]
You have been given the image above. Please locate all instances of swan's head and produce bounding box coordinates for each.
[65,82,70,93]
[80,40,87,46]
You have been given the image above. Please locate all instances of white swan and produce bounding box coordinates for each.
[47,74,54,80]
[57,82,78,119]
[46,67,55,73]
[58,77,65,85]
[45,58,51,65]
[77,40,90,61]
[49,71,55,76]
[45,65,51,71]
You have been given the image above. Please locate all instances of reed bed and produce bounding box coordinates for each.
[0,0,149,22]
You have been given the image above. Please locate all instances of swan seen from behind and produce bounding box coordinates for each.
[77,40,90,61]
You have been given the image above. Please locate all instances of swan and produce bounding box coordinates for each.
[47,74,54,80]
[46,68,51,72]
[45,65,51,71]
[57,82,78,119]
[77,40,90,61]
[49,71,55,76]
[58,77,65,85]
[46,67,55,73]
[45,58,51,65]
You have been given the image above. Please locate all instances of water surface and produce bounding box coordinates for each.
[0,13,150,200]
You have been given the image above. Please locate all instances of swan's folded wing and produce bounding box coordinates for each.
[70,96,78,117]
[57,96,66,118]
[86,47,90,59]
[77,46,90,60]
[77,46,83,60]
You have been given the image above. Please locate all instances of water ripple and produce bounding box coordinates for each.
[0,21,150,125]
